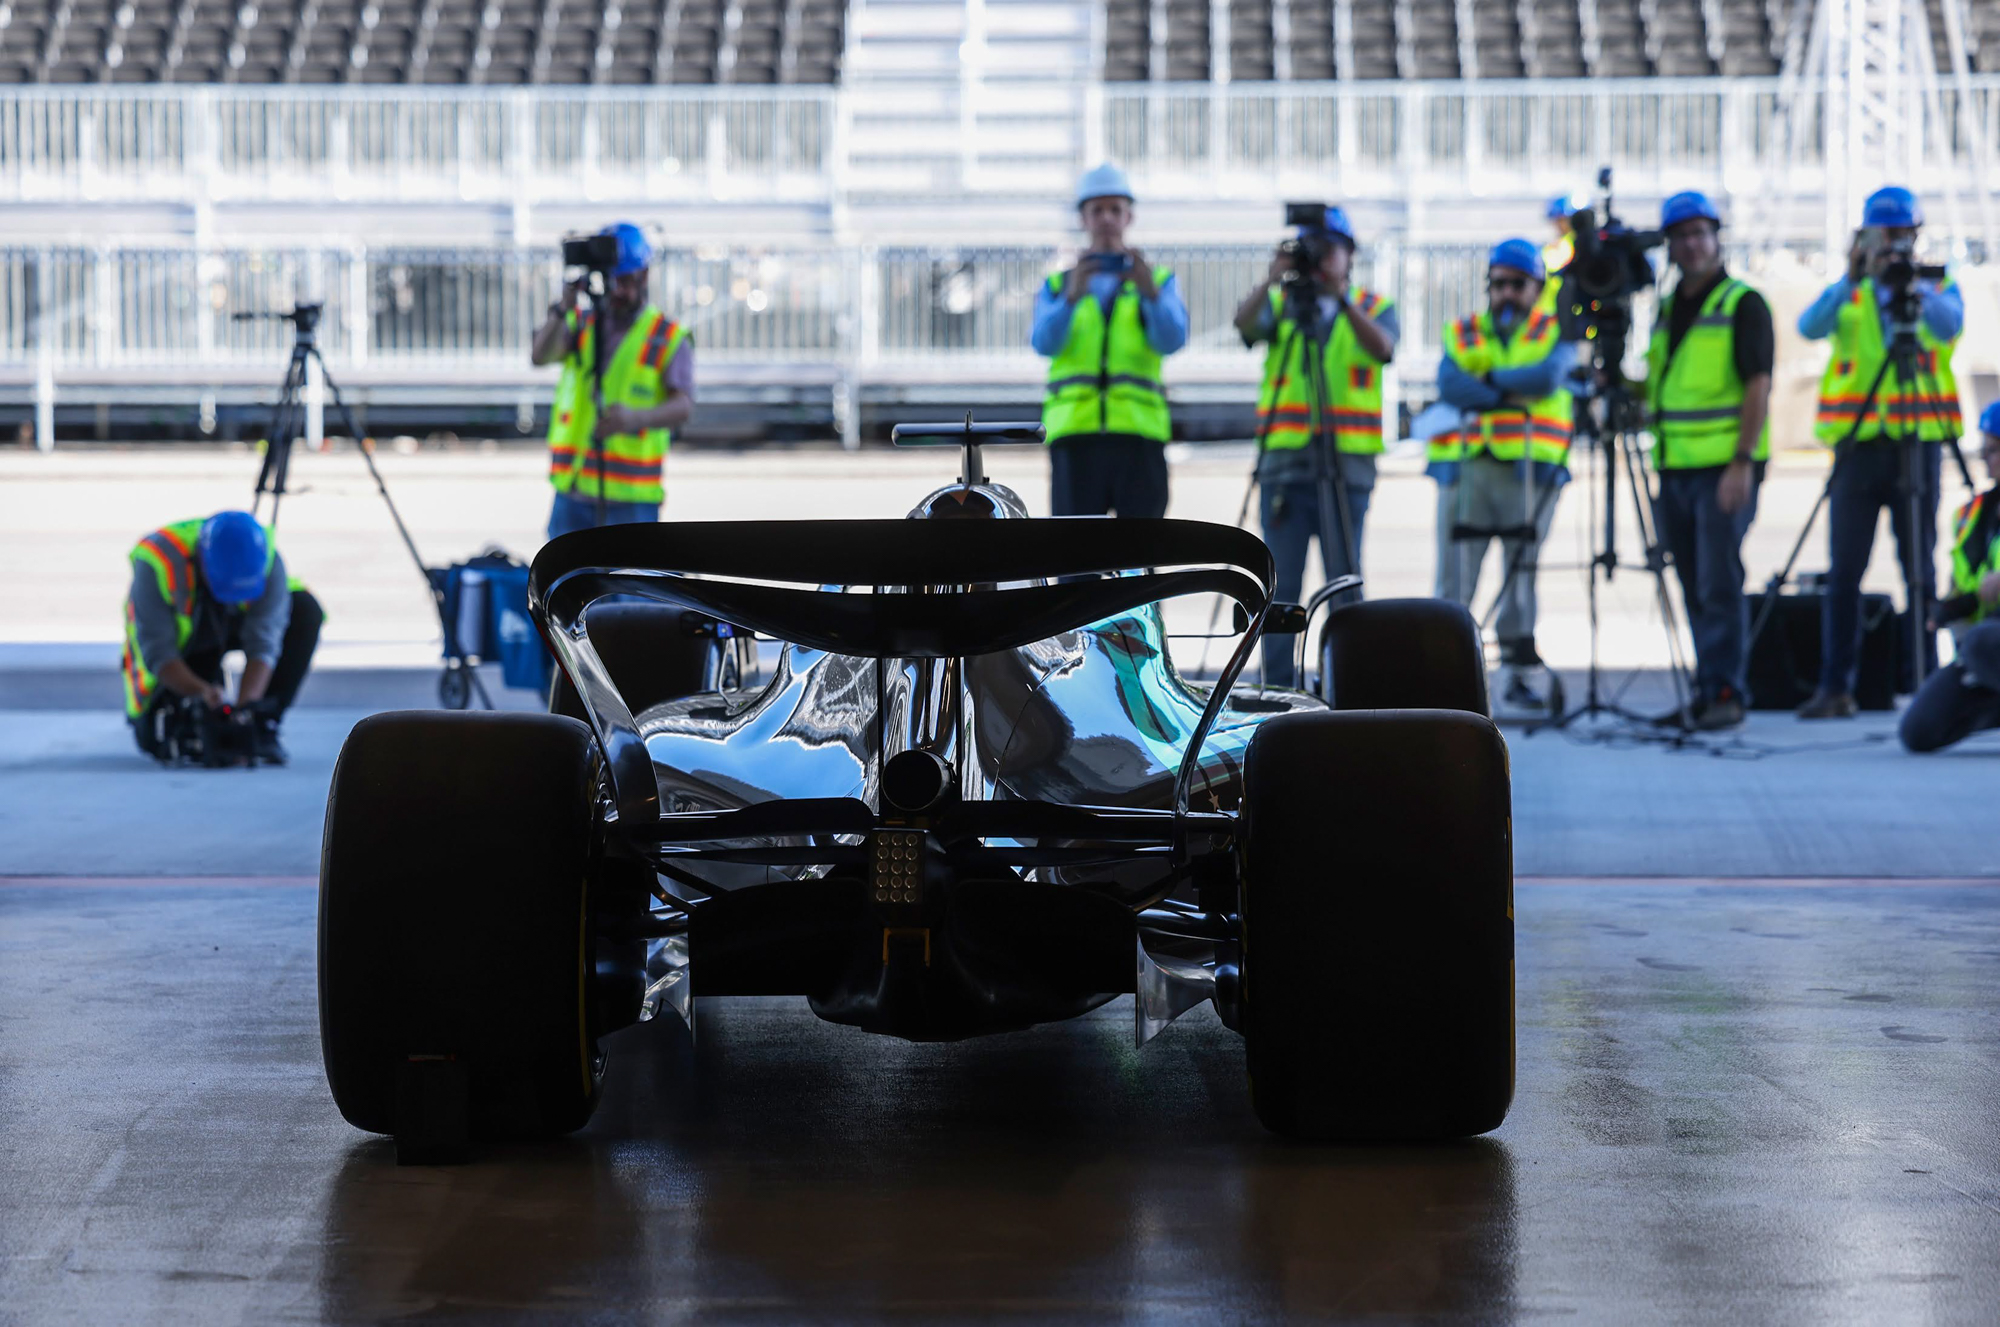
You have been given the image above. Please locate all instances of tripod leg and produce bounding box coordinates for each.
[1197,465,1261,678]
[311,348,433,595]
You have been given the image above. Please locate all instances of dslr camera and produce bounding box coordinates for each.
[561,231,623,272]
[146,694,267,768]
[1275,201,1338,291]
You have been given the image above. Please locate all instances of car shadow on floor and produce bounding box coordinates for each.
[312,1000,1520,1323]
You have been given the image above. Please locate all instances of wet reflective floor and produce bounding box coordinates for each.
[3,879,1998,1324]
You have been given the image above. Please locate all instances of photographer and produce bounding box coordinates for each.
[1901,405,2000,751]
[1032,164,1189,517]
[1230,206,1396,686]
[122,511,321,766]
[1430,239,1574,712]
[1794,185,1964,718]
[532,221,694,538]
[1640,191,1774,731]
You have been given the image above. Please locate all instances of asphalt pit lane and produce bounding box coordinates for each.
[1636,957,1700,971]
[1880,1026,1948,1043]
[1843,993,1894,1002]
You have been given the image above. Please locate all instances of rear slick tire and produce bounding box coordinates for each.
[318,710,607,1142]
[1240,709,1514,1141]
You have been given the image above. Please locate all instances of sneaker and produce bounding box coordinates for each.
[1796,689,1858,720]
[252,715,289,766]
[1650,703,1694,730]
[1692,692,1746,731]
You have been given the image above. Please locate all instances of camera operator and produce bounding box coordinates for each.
[1231,207,1396,685]
[531,221,694,539]
[1794,185,1964,719]
[1539,194,1580,318]
[1637,191,1774,732]
[1901,404,2000,751]
[1031,164,1189,518]
[121,511,321,765]
[1429,238,1574,713]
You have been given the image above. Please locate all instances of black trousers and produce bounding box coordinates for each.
[1049,436,1170,518]
[132,589,323,752]
[1900,620,2000,752]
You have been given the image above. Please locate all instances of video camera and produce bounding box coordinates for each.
[1558,168,1663,372]
[561,231,623,272]
[1866,231,1949,328]
[232,302,324,337]
[148,694,270,769]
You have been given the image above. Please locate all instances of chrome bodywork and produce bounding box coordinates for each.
[533,456,1308,1046]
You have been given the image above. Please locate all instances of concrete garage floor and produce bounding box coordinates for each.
[3,879,1997,1323]
[2,445,1998,1323]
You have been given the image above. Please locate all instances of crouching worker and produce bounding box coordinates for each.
[1901,408,2000,752]
[122,511,322,766]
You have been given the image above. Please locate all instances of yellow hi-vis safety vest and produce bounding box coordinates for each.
[1536,234,1574,318]
[1040,267,1173,444]
[1254,286,1391,454]
[1644,276,1771,470]
[1950,490,2000,627]
[1428,308,1573,470]
[548,304,688,505]
[1813,276,1962,444]
[121,519,283,720]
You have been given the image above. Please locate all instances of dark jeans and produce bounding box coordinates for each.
[1822,441,1941,692]
[131,589,323,753]
[1259,457,1375,686]
[548,491,661,540]
[1900,621,2000,752]
[1049,436,1170,518]
[1657,464,1761,703]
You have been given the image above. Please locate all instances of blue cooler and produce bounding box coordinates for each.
[484,564,553,694]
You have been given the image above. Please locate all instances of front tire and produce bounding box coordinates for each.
[1319,598,1489,715]
[318,711,612,1141]
[1240,710,1513,1140]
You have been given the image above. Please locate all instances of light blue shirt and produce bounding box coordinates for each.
[1030,269,1190,357]
[1796,275,1963,344]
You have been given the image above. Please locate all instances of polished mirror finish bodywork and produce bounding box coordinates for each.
[526,496,1306,1042]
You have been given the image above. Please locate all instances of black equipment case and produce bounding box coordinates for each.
[1746,589,1906,711]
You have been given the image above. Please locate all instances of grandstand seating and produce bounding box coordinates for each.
[1101,0,2000,80]
[0,0,846,83]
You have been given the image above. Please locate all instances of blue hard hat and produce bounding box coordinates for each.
[1488,237,1545,283]
[1661,190,1722,231]
[1862,186,1924,229]
[601,221,652,277]
[1979,400,2000,439]
[1302,205,1356,247]
[1075,163,1134,208]
[198,510,270,603]
[1545,193,1581,220]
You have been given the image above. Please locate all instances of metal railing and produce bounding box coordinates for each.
[0,86,836,202]
[5,77,2000,205]
[2,237,1850,384]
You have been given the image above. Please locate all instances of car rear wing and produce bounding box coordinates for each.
[528,518,1274,826]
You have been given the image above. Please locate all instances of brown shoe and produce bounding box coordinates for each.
[1796,689,1858,720]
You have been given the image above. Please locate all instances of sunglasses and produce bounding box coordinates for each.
[1489,276,1531,293]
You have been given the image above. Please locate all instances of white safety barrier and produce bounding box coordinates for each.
[4,77,1999,205]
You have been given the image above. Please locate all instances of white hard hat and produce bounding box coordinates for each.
[1075,163,1134,208]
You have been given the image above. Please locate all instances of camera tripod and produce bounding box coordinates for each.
[1747,306,1975,694]
[1530,371,1705,738]
[236,305,478,703]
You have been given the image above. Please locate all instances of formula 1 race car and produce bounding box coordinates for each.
[318,423,1513,1161]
